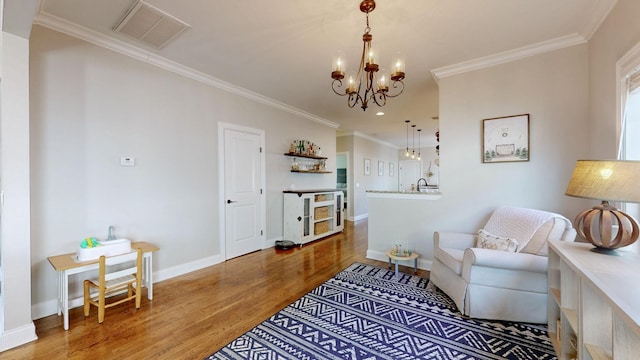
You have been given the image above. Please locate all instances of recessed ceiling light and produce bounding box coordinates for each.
[376,112,384,116]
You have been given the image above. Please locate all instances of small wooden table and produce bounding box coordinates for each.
[385,249,419,277]
[47,241,159,330]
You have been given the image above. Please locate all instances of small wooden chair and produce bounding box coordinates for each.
[83,248,143,323]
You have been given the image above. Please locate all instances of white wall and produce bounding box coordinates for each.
[440,44,591,220]
[368,44,592,265]
[0,31,37,351]
[29,26,337,319]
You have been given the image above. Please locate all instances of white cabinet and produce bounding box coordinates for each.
[547,240,640,360]
[283,190,344,244]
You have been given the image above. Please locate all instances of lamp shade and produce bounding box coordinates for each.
[565,160,640,203]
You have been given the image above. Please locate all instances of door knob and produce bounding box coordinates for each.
[227,199,237,204]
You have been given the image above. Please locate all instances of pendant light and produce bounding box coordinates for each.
[405,120,410,157]
[411,124,416,159]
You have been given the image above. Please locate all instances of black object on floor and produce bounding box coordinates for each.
[275,240,298,250]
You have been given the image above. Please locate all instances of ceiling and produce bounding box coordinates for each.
[33,0,616,148]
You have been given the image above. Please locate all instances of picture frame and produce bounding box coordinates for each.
[389,162,394,177]
[364,158,371,175]
[482,114,530,163]
[378,161,384,176]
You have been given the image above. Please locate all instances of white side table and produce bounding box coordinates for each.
[385,249,419,276]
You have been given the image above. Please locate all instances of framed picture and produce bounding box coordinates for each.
[364,158,371,175]
[389,162,394,177]
[482,114,530,163]
[378,161,384,176]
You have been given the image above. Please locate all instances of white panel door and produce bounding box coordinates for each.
[224,128,262,259]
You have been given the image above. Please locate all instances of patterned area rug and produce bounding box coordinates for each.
[207,263,556,360]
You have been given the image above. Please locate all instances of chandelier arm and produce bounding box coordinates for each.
[331,79,348,96]
[347,92,362,108]
[384,80,405,98]
[370,91,386,107]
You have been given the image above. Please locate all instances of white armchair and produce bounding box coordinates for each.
[430,206,576,324]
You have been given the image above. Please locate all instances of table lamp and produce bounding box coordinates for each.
[565,160,640,254]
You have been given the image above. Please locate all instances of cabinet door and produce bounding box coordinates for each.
[302,196,311,239]
[335,191,343,228]
[284,194,312,243]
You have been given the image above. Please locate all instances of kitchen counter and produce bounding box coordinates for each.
[366,190,441,200]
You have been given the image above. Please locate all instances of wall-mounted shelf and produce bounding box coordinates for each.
[290,170,332,174]
[284,153,331,173]
[284,153,327,160]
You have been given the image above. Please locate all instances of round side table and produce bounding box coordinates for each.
[385,249,419,277]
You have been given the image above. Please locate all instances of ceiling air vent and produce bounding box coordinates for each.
[113,1,190,49]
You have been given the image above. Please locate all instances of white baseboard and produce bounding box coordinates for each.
[0,322,37,352]
[154,254,224,283]
[366,249,432,271]
[352,213,368,222]
[263,237,281,249]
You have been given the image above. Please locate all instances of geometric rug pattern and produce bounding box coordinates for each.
[207,263,557,359]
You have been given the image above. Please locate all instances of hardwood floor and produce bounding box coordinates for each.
[4,220,429,359]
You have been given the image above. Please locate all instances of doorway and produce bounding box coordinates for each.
[218,122,266,260]
[336,152,350,220]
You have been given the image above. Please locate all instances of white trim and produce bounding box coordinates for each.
[431,34,587,82]
[217,122,267,260]
[353,213,368,222]
[581,0,618,40]
[339,131,399,149]
[616,40,640,159]
[0,323,37,352]
[32,11,339,130]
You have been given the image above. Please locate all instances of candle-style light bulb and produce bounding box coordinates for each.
[377,73,388,92]
[368,48,376,65]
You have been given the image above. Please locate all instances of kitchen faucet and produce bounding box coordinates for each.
[416,178,428,192]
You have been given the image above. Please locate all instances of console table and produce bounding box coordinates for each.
[547,240,640,359]
[47,241,159,330]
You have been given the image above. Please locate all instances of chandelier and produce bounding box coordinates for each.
[331,0,405,111]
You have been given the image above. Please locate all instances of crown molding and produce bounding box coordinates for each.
[431,33,587,82]
[581,0,618,40]
[32,11,339,129]
[350,131,399,149]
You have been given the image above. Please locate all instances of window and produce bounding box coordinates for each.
[617,43,640,225]
[620,70,640,160]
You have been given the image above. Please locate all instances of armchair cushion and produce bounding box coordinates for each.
[462,248,548,273]
[476,229,519,252]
